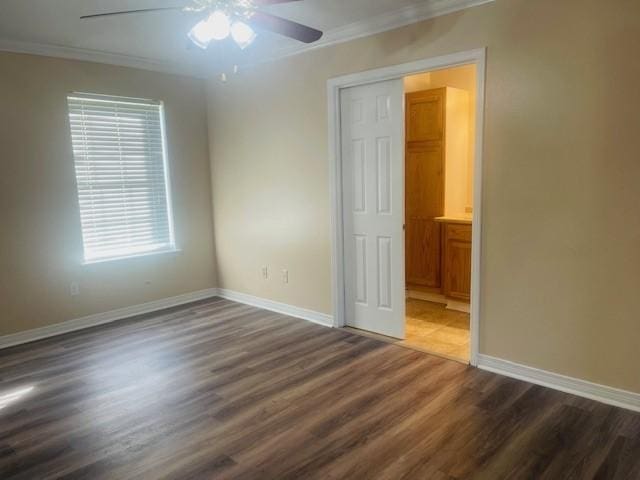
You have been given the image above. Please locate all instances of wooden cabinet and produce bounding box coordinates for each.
[405,144,444,289]
[442,222,472,301]
[405,89,445,290]
[405,87,469,292]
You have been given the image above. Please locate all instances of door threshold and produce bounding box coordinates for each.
[341,327,469,365]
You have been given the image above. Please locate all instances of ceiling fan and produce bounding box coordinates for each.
[81,0,323,51]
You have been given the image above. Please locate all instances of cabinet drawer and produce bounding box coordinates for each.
[446,223,472,242]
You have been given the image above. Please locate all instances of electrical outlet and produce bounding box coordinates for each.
[282,269,289,284]
[70,281,80,297]
[261,266,269,280]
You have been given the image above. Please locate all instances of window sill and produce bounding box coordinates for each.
[82,247,181,266]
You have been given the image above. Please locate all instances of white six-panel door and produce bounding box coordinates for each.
[340,79,405,339]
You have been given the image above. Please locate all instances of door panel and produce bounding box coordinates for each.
[376,137,392,215]
[352,139,366,212]
[354,234,368,304]
[341,80,405,339]
[377,236,393,309]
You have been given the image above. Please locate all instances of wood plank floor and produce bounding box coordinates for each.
[1,297,639,479]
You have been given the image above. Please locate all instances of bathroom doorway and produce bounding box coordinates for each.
[329,50,485,366]
[403,65,476,362]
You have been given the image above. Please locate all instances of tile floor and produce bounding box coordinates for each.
[401,298,470,362]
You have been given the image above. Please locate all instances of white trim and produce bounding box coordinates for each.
[328,73,346,332]
[0,287,334,351]
[469,48,486,369]
[0,0,493,77]
[478,355,640,413]
[328,48,486,367]
[0,38,205,78]
[327,49,487,91]
[268,0,494,62]
[0,288,219,350]
[159,101,178,256]
[81,247,182,266]
[216,289,334,327]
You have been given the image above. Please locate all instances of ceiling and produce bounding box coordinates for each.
[0,0,488,77]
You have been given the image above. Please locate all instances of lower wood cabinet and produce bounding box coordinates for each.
[406,218,441,289]
[442,222,472,301]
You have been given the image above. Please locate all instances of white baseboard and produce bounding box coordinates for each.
[0,288,219,350]
[478,354,640,413]
[0,287,333,351]
[7,289,637,413]
[216,289,334,328]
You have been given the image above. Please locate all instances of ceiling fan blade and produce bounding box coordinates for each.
[250,12,322,43]
[81,7,184,20]
[254,0,303,4]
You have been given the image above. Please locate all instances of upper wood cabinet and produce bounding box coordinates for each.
[406,90,444,144]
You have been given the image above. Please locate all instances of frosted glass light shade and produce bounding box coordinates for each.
[208,10,231,40]
[231,21,257,49]
[188,10,231,49]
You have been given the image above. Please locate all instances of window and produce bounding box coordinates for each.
[67,93,176,263]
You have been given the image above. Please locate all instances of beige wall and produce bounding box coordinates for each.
[0,52,217,337]
[207,0,640,393]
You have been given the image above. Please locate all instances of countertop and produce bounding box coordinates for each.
[434,215,473,225]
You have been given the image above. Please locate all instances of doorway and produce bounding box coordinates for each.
[403,65,477,362]
[329,49,486,366]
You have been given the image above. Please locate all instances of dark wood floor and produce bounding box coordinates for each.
[1,298,639,479]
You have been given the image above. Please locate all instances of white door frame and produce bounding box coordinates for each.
[328,48,486,366]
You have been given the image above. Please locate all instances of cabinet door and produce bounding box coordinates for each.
[443,225,472,301]
[405,89,446,290]
[405,147,444,218]
[406,89,445,144]
[406,219,441,288]
[405,146,444,289]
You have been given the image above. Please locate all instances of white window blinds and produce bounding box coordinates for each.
[67,93,175,263]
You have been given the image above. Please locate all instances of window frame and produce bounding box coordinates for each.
[67,92,178,265]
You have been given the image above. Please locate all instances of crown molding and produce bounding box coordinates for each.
[266,0,495,62]
[0,38,207,78]
[0,0,494,78]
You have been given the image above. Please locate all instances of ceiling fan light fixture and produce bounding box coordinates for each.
[188,19,214,48]
[208,10,231,40]
[188,10,231,48]
[231,21,256,49]
[82,1,325,50]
